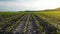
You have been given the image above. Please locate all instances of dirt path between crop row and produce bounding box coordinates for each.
[26,14,41,34]
[12,14,28,34]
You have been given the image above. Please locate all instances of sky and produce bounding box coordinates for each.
[0,0,60,11]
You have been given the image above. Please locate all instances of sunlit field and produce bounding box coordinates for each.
[33,11,60,34]
[0,11,60,34]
